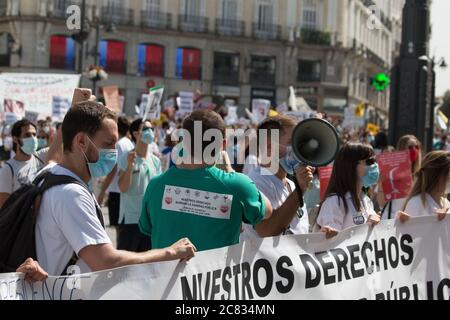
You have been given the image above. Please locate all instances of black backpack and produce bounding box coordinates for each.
[0,172,105,273]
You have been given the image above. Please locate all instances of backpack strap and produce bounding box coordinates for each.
[5,162,14,191]
[37,173,106,275]
[39,173,105,228]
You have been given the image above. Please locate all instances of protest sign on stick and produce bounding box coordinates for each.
[377,150,413,201]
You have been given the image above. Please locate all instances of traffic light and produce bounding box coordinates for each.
[371,73,391,91]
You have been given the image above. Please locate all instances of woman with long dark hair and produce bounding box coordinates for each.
[316,143,381,237]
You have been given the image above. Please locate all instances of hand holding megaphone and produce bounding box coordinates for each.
[294,165,315,193]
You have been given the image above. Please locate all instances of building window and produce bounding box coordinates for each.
[138,44,164,77]
[298,60,321,82]
[99,40,126,73]
[102,0,133,25]
[256,0,274,27]
[302,0,318,30]
[217,0,244,36]
[250,55,276,85]
[219,0,238,20]
[213,52,240,85]
[176,47,201,80]
[179,0,207,32]
[253,0,280,40]
[0,0,6,16]
[49,35,75,70]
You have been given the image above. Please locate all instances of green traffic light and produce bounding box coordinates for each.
[371,73,391,91]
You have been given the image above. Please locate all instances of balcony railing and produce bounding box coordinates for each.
[301,28,331,46]
[101,6,134,26]
[176,66,202,80]
[213,67,240,85]
[51,0,77,19]
[104,59,127,74]
[297,73,321,83]
[250,71,275,85]
[366,48,385,67]
[49,55,75,70]
[178,15,209,33]
[138,63,165,77]
[216,19,245,37]
[252,23,281,41]
[141,11,171,29]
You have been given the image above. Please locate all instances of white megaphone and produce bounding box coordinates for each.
[290,118,340,168]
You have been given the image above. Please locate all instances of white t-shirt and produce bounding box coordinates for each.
[243,154,259,176]
[35,165,111,276]
[108,137,134,194]
[0,148,48,194]
[241,166,309,242]
[317,192,377,231]
[380,198,406,220]
[404,194,450,217]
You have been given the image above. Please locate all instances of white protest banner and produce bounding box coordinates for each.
[52,97,71,122]
[225,106,238,126]
[2,216,449,300]
[139,94,149,118]
[252,99,271,124]
[24,111,40,124]
[0,73,81,117]
[143,86,164,121]
[103,85,122,114]
[179,92,194,117]
[3,99,25,125]
[343,106,365,129]
[163,99,174,111]
[277,103,288,113]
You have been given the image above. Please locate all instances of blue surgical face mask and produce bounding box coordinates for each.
[21,137,38,156]
[362,163,380,188]
[83,137,118,178]
[38,138,47,149]
[279,146,301,175]
[141,129,155,145]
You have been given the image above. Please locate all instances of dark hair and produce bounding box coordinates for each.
[182,110,226,157]
[11,119,37,152]
[257,115,297,142]
[62,101,117,152]
[129,118,146,144]
[118,116,131,138]
[373,131,388,149]
[324,143,375,214]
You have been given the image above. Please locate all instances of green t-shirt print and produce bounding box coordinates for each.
[139,166,266,252]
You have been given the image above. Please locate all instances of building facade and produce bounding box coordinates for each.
[0,0,403,126]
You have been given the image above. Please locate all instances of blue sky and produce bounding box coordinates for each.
[430,0,450,96]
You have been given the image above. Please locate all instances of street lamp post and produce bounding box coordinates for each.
[389,0,435,152]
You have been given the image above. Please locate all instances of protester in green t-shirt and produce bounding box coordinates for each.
[139,110,272,252]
